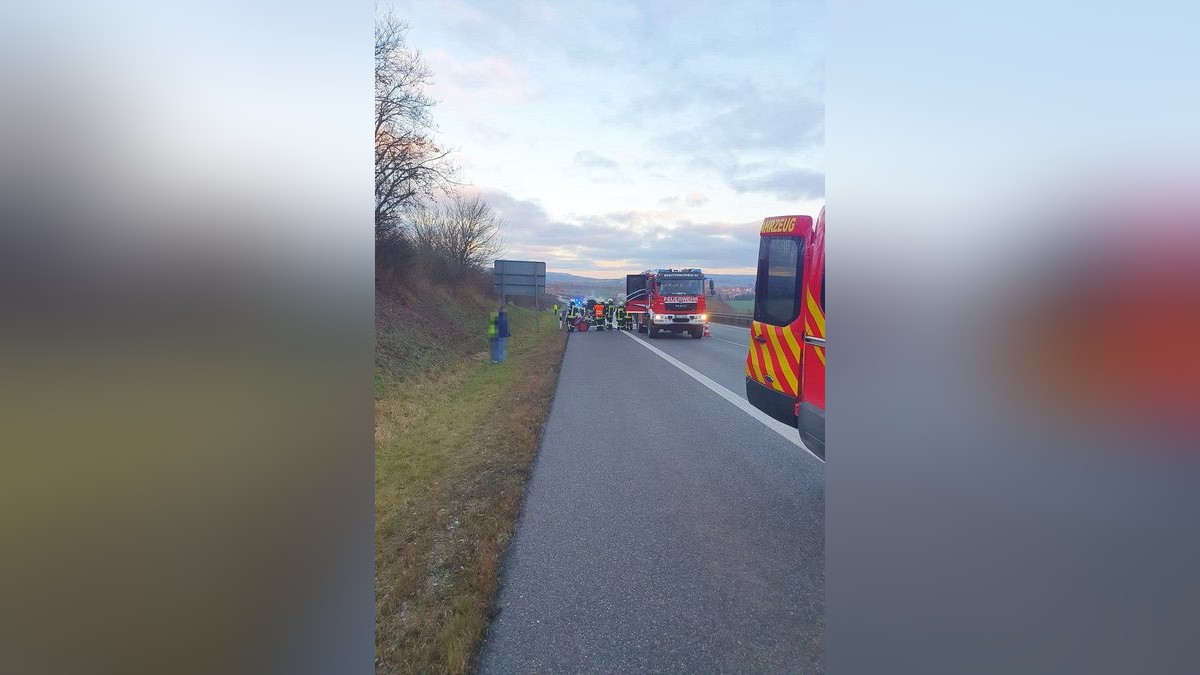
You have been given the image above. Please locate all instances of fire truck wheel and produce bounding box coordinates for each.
[691,327,703,338]
[638,321,647,334]
[648,324,658,338]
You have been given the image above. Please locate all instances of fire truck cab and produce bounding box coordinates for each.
[745,208,825,457]
[625,268,709,338]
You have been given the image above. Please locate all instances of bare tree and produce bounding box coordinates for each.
[375,14,456,242]
[442,194,504,269]
[406,204,443,257]
[408,194,504,272]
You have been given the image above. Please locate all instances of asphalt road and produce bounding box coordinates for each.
[478,324,824,673]
[628,322,755,397]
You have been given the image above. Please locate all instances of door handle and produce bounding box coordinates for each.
[754,335,768,343]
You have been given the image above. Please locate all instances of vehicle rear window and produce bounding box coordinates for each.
[754,236,803,326]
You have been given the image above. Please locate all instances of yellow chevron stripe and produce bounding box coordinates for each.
[806,290,825,337]
[756,328,783,392]
[780,322,804,367]
[765,327,798,394]
[746,332,765,381]
[746,324,766,382]
[805,316,827,368]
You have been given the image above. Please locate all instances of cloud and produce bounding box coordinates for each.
[570,150,631,184]
[633,78,823,198]
[403,0,825,255]
[657,192,711,207]
[520,1,559,23]
[728,167,825,201]
[425,50,535,108]
[573,150,620,172]
[658,91,824,155]
[479,188,762,272]
[622,78,758,120]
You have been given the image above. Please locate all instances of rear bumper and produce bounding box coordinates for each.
[745,377,797,428]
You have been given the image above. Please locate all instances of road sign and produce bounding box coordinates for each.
[493,260,546,298]
[493,259,547,330]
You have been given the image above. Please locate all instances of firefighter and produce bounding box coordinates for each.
[615,301,626,330]
[565,300,578,332]
[605,298,616,330]
[592,298,606,330]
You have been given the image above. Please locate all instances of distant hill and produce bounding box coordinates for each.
[547,271,756,287]
[706,273,756,287]
[545,271,620,283]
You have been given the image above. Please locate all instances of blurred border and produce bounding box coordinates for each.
[829,2,1200,673]
[0,2,375,673]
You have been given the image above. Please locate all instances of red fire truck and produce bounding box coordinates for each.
[745,207,825,456]
[625,268,710,338]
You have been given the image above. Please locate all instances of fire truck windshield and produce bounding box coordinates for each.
[658,278,704,296]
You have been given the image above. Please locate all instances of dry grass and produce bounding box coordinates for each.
[375,307,567,674]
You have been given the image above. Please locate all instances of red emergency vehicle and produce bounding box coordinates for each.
[625,268,710,338]
[745,207,825,456]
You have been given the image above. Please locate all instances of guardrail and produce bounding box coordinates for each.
[708,312,753,327]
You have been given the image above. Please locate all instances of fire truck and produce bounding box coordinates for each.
[745,207,825,457]
[625,268,710,338]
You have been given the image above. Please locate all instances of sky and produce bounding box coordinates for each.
[390,0,823,277]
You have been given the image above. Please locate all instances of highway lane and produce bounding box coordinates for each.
[478,324,824,673]
[625,322,754,399]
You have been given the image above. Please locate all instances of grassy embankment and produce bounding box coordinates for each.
[708,296,754,315]
[375,281,567,674]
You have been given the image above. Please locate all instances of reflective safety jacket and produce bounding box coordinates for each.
[488,315,498,339]
[593,304,604,319]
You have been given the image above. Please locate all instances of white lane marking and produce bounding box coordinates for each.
[709,335,747,346]
[622,331,822,462]
[710,322,750,332]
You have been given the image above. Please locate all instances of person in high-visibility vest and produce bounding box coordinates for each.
[488,311,500,362]
[489,307,510,363]
[615,301,626,330]
[593,300,606,330]
[553,302,561,329]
